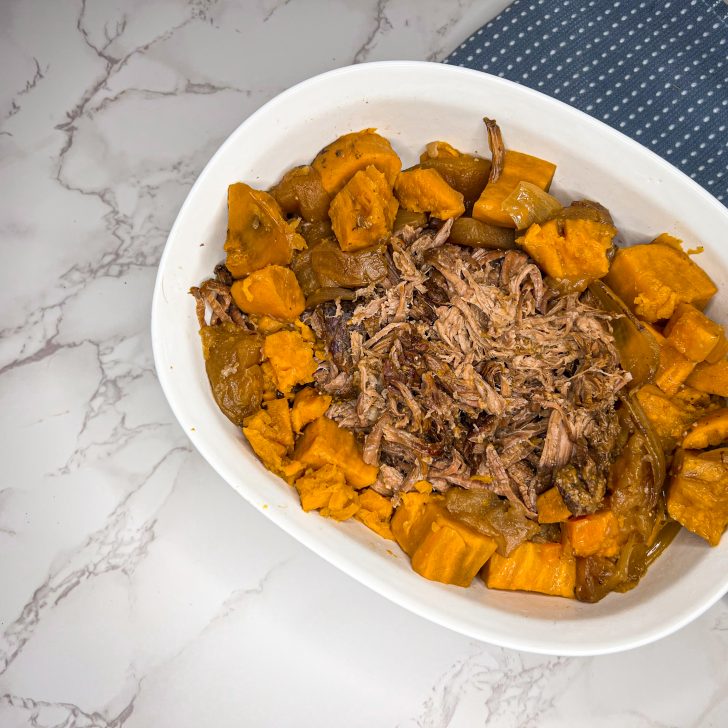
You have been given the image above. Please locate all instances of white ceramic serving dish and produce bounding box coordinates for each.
[152,61,728,655]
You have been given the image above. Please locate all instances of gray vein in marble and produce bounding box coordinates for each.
[0,446,188,675]
[0,691,136,728]
[408,650,579,728]
[1,57,48,128]
[354,0,393,64]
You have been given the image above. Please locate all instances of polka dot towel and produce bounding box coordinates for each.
[446,0,727,204]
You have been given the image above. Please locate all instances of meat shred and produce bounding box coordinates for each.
[307,223,631,516]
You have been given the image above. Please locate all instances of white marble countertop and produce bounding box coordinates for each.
[1,1,727,725]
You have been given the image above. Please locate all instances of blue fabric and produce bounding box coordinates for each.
[446,0,727,204]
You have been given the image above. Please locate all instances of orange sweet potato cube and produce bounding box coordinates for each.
[290,387,332,433]
[408,504,498,587]
[294,464,359,521]
[394,167,465,219]
[536,487,572,524]
[654,343,697,397]
[355,489,394,540]
[293,416,378,488]
[564,510,624,557]
[312,129,401,196]
[391,491,437,556]
[636,385,697,448]
[664,303,724,363]
[485,541,576,598]
[686,359,728,397]
[329,166,398,252]
[682,408,728,450]
[604,243,717,322]
[667,449,728,546]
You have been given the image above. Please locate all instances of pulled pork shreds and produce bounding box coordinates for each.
[306,222,631,517]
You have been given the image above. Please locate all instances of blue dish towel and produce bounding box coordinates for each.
[446,0,727,204]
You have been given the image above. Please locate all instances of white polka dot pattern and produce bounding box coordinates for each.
[445,0,728,203]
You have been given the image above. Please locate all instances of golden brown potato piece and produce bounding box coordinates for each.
[409,504,498,587]
[564,510,624,558]
[536,487,572,524]
[294,464,360,521]
[263,329,317,394]
[230,265,305,322]
[418,143,491,212]
[243,405,303,483]
[667,448,728,546]
[269,165,331,222]
[355,489,394,540]
[636,384,699,450]
[604,242,717,323]
[682,408,728,449]
[224,183,306,278]
[293,416,378,488]
[473,151,556,227]
[686,359,728,397]
[518,217,616,291]
[485,541,576,598]
[448,217,517,249]
[199,323,263,425]
[312,129,401,196]
[664,302,725,363]
[654,343,697,397]
[391,491,438,556]
[290,387,332,433]
[329,165,398,251]
[394,167,465,219]
[391,498,497,587]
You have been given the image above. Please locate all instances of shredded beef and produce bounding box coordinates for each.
[307,223,631,515]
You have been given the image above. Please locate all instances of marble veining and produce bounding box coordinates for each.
[0,0,726,725]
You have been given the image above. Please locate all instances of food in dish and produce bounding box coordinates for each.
[190,118,728,602]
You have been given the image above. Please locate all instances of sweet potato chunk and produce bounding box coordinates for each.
[394,168,465,219]
[707,335,728,364]
[261,397,294,449]
[230,265,305,322]
[329,166,398,252]
[269,165,331,222]
[224,183,306,278]
[312,129,401,196]
[485,542,576,598]
[604,242,717,322]
[355,489,394,539]
[536,487,572,524]
[682,408,728,449]
[518,218,615,290]
[655,343,697,397]
[636,385,697,449]
[396,502,497,587]
[293,416,378,488]
[263,329,317,394]
[243,406,303,483]
[294,464,359,521]
[418,145,491,212]
[667,449,728,545]
[391,491,437,556]
[564,510,623,558]
[472,150,556,227]
[664,303,724,362]
[290,387,332,433]
[686,359,728,397]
